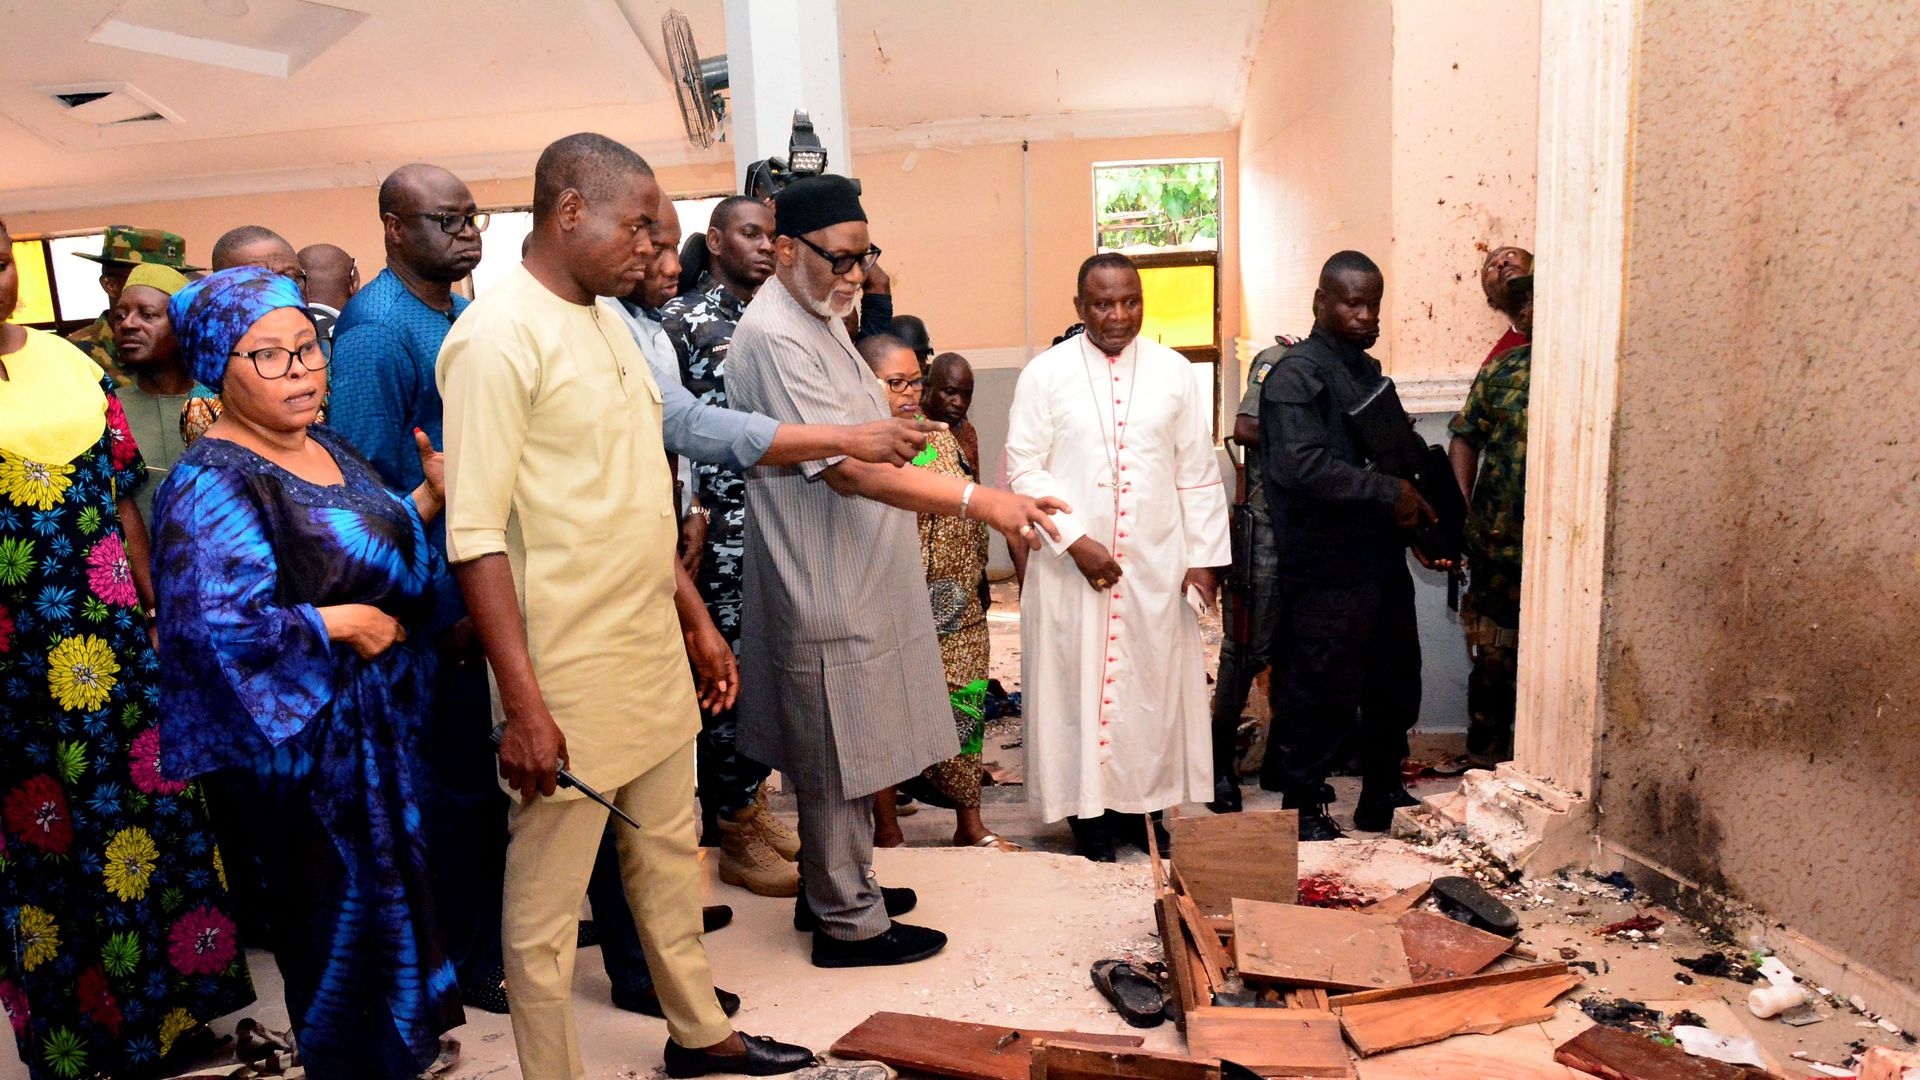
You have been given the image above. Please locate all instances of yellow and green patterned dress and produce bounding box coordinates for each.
[913,429,991,808]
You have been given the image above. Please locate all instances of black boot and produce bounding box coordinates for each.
[1353,779,1418,833]
[1281,787,1345,842]
[1207,712,1244,814]
[1066,814,1116,862]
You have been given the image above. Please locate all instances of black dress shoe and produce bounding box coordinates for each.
[703,905,734,933]
[614,985,741,1018]
[793,885,917,932]
[1118,813,1172,856]
[1067,815,1116,862]
[663,1032,816,1078]
[1297,809,1346,842]
[461,969,510,1014]
[811,922,948,968]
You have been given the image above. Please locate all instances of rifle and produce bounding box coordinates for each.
[1344,377,1468,603]
[1221,435,1255,645]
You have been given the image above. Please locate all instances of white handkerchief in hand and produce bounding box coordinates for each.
[1185,583,1208,618]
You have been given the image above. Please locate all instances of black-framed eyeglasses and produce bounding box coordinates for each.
[409,211,491,235]
[883,376,926,394]
[793,234,881,276]
[229,339,329,380]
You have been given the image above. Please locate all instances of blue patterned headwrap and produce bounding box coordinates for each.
[167,266,309,391]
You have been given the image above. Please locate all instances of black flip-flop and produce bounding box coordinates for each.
[1091,959,1167,1028]
[1432,875,1520,936]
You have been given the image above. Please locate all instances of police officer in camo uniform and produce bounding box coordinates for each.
[660,195,787,876]
[1447,274,1533,766]
[67,225,201,385]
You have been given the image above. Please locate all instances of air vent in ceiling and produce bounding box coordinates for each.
[40,82,178,126]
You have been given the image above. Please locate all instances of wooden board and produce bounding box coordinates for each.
[830,1013,1144,1080]
[1158,893,1207,1025]
[1329,963,1573,1008]
[1336,967,1584,1057]
[1184,1007,1356,1079]
[1362,882,1432,919]
[1178,891,1235,988]
[1552,1023,1781,1080]
[1356,1023,1587,1080]
[1397,910,1514,982]
[1232,900,1412,992]
[1031,1040,1221,1080]
[1166,811,1299,920]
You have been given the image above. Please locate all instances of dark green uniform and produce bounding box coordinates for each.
[1448,342,1530,758]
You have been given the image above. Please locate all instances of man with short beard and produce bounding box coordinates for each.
[724,176,1064,966]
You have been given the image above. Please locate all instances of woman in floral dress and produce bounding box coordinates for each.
[0,220,253,1080]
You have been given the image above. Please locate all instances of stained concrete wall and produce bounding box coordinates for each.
[1238,0,1539,381]
[1596,0,1920,988]
[1386,0,1538,380]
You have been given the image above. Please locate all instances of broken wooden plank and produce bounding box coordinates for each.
[1158,892,1207,1026]
[1184,1007,1355,1079]
[1355,1023,1587,1080]
[831,1014,1144,1080]
[1329,962,1573,1008]
[1552,1023,1782,1080]
[1398,909,1514,982]
[1030,1040,1220,1080]
[1336,966,1584,1056]
[1166,811,1299,920]
[1361,881,1432,919]
[1232,899,1411,992]
[1177,891,1234,989]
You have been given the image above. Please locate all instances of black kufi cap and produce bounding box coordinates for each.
[775,175,866,238]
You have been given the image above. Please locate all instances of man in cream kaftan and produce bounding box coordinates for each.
[1006,256,1231,830]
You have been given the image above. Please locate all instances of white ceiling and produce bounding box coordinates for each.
[0,0,1266,212]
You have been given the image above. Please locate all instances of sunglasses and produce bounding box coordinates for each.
[793,234,881,276]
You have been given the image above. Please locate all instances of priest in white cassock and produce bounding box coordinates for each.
[1006,252,1232,862]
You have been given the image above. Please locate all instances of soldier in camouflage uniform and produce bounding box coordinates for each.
[67,225,200,385]
[660,196,780,843]
[1447,275,1532,765]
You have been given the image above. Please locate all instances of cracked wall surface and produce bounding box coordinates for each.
[1597,0,1920,988]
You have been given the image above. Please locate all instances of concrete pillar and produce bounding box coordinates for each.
[724,0,851,191]
[1512,0,1637,798]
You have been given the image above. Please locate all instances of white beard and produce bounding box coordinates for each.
[804,287,857,320]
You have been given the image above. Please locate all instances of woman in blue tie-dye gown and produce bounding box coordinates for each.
[149,267,462,1079]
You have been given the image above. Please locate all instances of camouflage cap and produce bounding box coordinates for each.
[73,225,201,271]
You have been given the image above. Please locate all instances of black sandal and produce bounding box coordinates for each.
[1090,959,1167,1028]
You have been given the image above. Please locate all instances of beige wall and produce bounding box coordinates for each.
[1597,0,1920,990]
[1238,0,1393,354]
[6,134,1238,363]
[1386,0,1538,379]
[1237,0,1538,382]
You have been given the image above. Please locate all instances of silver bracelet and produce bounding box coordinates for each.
[959,481,977,520]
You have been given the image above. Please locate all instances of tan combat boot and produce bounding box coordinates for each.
[718,806,800,897]
[748,787,801,862]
